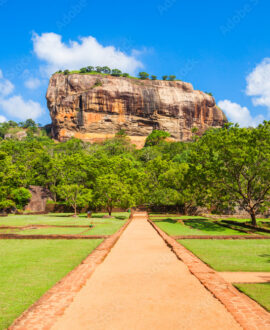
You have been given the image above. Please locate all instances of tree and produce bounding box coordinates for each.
[162,75,168,80]
[145,130,170,147]
[80,67,88,73]
[191,122,270,226]
[95,174,134,215]
[122,73,129,77]
[111,69,122,77]
[169,75,176,81]
[138,72,149,80]
[151,75,157,80]
[102,66,111,74]
[64,70,70,75]
[86,66,94,72]
[95,66,103,73]
[57,184,92,216]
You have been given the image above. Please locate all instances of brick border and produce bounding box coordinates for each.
[0,233,109,239]
[9,214,133,329]
[148,217,270,330]
[173,235,270,240]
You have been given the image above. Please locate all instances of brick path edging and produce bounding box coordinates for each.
[173,235,270,239]
[0,233,109,239]
[9,215,133,330]
[148,217,270,330]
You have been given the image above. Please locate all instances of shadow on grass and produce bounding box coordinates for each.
[184,219,230,233]
[259,254,270,263]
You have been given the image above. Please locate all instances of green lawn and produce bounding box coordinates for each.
[179,239,270,271]
[0,212,129,227]
[154,218,247,236]
[235,283,270,312]
[0,239,102,329]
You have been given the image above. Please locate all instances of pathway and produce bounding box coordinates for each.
[52,212,240,330]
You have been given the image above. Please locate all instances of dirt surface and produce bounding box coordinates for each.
[219,272,270,283]
[52,212,240,330]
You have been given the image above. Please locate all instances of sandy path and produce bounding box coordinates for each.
[219,272,270,283]
[52,213,241,330]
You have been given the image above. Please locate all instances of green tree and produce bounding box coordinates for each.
[111,69,122,77]
[122,73,129,77]
[80,67,88,73]
[145,130,170,147]
[86,66,94,72]
[64,69,70,75]
[191,122,270,225]
[162,75,168,81]
[95,174,134,215]
[57,184,92,216]
[138,72,149,80]
[102,66,111,74]
[169,75,176,81]
[95,66,103,73]
[151,75,157,80]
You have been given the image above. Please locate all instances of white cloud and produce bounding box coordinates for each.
[0,69,14,96]
[0,95,44,120]
[246,58,270,112]
[218,100,264,127]
[32,32,143,76]
[24,77,41,90]
[0,115,7,123]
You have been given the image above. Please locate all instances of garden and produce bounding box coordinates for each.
[0,212,129,329]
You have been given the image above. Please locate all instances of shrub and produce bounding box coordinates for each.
[122,73,129,77]
[64,69,70,75]
[151,75,157,80]
[162,75,168,80]
[10,188,31,209]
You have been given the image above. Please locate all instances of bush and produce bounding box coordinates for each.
[64,70,70,75]
[169,75,176,81]
[10,188,31,209]
[122,73,129,77]
[151,75,157,80]
[162,75,168,81]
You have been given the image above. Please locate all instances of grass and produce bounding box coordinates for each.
[179,239,270,271]
[0,212,129,227]
[154,218,248,236]
[235,283,270,312]
[0,239,102,329]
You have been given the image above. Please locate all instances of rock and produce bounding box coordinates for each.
[46,73,227,148]
[24,186,53,213]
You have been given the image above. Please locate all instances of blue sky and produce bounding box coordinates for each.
[0,0,269,126]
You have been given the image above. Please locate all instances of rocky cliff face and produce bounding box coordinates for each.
[46,73,226,147]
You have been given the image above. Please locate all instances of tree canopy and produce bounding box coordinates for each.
[0,121,269,224]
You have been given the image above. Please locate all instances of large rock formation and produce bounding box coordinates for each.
[46,73,227,147]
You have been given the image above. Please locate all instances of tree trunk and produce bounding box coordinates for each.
[108,206,112,216]
[74,204,77,217]
[250,209,257,227]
